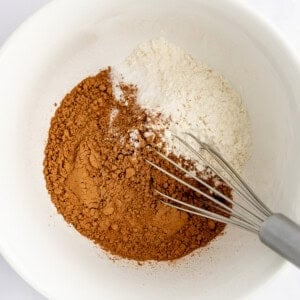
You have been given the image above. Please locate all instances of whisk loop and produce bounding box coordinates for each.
[146,133,271,234]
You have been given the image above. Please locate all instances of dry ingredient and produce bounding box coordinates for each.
[44,68,232,261]
[113,38,251,173]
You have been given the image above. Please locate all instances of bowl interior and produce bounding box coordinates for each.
[0,0,300,299]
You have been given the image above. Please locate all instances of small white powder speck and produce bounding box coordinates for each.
[113,38,251,173]
[129,129,140,148]
[143,131,154,139]
[109,108,119,126]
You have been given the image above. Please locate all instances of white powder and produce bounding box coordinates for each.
[113,38,251,172]
[129,129,140,148]
[109,108,119,126]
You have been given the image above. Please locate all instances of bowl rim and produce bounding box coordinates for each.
[0,0,299,298]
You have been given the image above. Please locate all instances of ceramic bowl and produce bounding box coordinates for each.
[0,0,300,299]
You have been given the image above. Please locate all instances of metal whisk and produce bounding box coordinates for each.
[147,133,300,268]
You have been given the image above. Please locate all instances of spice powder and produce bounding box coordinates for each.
[43,68,232,261]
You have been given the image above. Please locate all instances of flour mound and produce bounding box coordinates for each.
[113,38,251,173]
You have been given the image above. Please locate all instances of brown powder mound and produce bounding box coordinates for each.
[43,68,232,261]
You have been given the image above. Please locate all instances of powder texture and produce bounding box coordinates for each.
[113,38,251,173]
[44,68,231,261]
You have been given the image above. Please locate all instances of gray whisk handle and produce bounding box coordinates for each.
[259,213,300,268]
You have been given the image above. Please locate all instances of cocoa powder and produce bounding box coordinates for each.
[44,68,232,261]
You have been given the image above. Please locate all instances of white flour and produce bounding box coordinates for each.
[113,38,251,172]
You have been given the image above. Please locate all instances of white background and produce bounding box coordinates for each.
[0,0,299,299]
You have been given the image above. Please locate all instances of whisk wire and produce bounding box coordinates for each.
[149,157,256,225]
[148,151,264,228]
[157,190,259,233]
[174,133,271,218]
[173,134,255,204]
[188,133,272,217]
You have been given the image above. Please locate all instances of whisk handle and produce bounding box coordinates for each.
[259,213,300,268]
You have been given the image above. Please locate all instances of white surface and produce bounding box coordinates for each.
[0,0,299,299]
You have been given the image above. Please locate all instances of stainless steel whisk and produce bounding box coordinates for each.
[147,133,300,268]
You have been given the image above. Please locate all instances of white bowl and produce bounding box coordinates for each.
[0,0,300,299]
